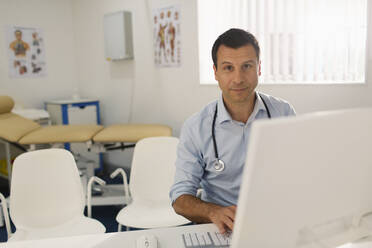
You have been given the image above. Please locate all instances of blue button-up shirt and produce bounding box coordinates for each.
[170,92,296,207]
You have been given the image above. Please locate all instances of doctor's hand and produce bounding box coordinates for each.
[208,205,237,234]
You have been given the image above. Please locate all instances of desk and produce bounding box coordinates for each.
[1,224,372,248]
[0,224,217,248]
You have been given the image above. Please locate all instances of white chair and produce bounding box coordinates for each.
[113,137,190,231]
[1,148,105,241]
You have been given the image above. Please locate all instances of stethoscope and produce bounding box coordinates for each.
[211,93,272,172]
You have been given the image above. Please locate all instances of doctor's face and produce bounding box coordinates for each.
[214,44,260,105]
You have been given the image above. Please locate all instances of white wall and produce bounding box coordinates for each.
[72,0,221,134]
[72,0,372,168]
[71,0,138,168]
[71,0,136,126]
[0,0,79,108]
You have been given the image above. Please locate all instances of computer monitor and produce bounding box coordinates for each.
[232,108,372,248]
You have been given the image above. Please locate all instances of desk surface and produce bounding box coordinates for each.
[1,223,372,248]
[0,224,218,248]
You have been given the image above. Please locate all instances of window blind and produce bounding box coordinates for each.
[198,0,367,84]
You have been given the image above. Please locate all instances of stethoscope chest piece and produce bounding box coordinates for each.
[214,159,225,172]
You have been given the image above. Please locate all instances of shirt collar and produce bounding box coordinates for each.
[247,92,267,124]
[216,92,267,124]
[216,95,232,124]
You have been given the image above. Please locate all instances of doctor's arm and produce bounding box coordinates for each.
[170,122,236,234]
[173,194,236,234]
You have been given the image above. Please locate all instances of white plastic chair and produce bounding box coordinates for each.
[3,148,105,242]
[113,137,190,231]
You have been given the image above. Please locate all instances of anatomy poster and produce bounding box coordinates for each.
[6,26,47,78]
[153,5,181,67]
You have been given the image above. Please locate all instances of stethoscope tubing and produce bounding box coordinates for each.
[212,93,271,171]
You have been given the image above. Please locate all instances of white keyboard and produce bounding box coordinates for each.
[182,231,231,248]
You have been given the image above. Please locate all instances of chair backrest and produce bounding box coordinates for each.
[10,149,85,229]
[129,137,179,203]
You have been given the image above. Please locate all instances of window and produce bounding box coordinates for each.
[197,0,367,85]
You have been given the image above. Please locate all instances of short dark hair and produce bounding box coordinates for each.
[211,28,260,68]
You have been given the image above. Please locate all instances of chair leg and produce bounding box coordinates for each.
[5,142,11,189]
[118,223,122,232]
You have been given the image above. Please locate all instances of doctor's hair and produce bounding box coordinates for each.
[211,28,260,68]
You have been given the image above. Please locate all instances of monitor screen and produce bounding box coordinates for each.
[232,108,372,248]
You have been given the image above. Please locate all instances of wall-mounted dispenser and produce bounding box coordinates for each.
[103,11,133,61]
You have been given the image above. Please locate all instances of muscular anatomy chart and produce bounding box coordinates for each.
[153,5,181,67]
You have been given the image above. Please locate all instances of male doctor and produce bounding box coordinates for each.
[170,28,296,234]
